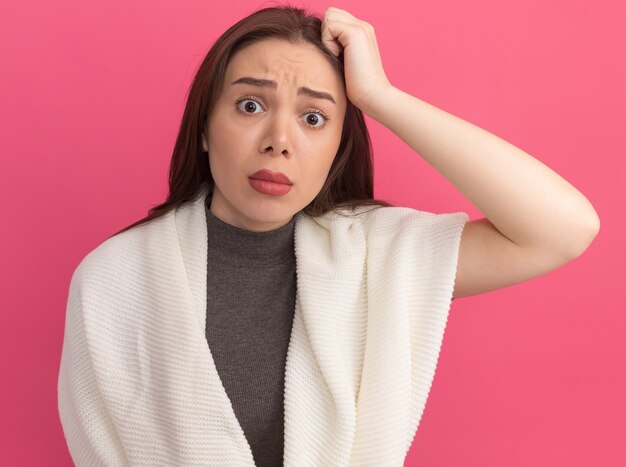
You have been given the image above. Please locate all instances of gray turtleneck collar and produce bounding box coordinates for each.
[204,190,296,268]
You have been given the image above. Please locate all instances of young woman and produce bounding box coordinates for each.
[57,5,599,466]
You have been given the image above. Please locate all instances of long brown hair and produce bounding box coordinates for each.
[108,3,393,239]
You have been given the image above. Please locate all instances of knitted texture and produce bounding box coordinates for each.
[58,185,468,466]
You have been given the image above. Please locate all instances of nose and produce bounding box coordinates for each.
[259,111,292,157]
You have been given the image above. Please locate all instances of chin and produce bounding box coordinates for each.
[243,201,295,223]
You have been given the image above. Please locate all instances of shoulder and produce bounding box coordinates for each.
[341,204,469,238]
[298,203,468,230]
[296,204,468,252]
[71,209,176,291]
[65,208,181,354]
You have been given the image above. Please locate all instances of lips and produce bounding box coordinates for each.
[249,169,293,185]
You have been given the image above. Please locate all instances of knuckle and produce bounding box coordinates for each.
[359,21,374,33]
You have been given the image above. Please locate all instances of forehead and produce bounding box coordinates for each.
[225,38,344,96]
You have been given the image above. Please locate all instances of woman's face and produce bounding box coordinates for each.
[202,38,347,232]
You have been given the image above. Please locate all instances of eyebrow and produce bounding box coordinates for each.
[230,76,337,104]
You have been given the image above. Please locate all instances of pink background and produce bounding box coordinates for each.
[1,0,624,465]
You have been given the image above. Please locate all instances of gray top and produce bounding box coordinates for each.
[204,191,296,467]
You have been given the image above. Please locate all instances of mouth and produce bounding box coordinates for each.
[249,168,293,185]
[248,178,293,196]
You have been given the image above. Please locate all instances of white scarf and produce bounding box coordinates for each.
[58,185,467,466]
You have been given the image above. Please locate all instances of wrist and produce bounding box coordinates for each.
[356,83,399,121]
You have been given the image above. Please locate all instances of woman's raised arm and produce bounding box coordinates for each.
[322,6,600,298]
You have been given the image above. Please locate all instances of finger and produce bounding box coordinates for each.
[325,7,357,21]
[321,17,357,57]
[325,7,368,30]
[321,17,343,56]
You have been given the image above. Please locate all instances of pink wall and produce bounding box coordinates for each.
[1,0,623,465]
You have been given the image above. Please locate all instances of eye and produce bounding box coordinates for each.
[302,110,329,129]
[235,96,264,114]
[234,95,330,129]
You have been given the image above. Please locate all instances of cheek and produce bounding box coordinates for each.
[207,117,247,174]
[316,133,342,171]
[300,145,338,191]
[208,114,236,153]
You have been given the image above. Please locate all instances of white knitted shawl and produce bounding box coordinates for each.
[58,186,468,466]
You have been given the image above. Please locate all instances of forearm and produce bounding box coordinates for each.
[360,85,600,255]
